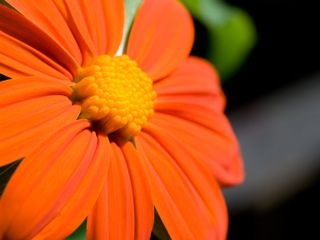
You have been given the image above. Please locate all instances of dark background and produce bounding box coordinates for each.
[192,0,320,239]
[191,0,320,111]
[223,0,320,111]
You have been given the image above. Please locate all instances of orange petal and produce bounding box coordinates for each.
[0,4,79,78]
[36,133,110,239]
[127,0,194,81]
[154,56,225,112]
[0,32,71,80]
[150,112,244,187]
[0,76,73,106]
[87,139,153,240]
[64,0,124,61]
[152,57,244,186]
[0,77,80,166]
[0,120,109,239]
[87,142,134,240]
[117,139,154,239]
[6,0,82,64]
[136,129,228,239]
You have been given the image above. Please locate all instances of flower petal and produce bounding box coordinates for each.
[6,0,82,63]
[151,113,244,187]
[63,0,124,61]
[0,32,71,80]
[136,128,228,239]
[0,77,80,166]
[0,120,109,239]
[87,139,153,240]
[0,4,79,78]
[127,0,194,80]
[0,76,73,107]
[118,139,154,239]
[152,57,244,186]
[36,133,110,239]
[154,56,225,112]
[87,142,134,240]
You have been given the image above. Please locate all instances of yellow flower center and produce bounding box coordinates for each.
[72,54,156,139]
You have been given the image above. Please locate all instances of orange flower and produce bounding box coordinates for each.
[0,0,244,239]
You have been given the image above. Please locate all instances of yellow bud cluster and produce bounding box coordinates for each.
[72,54,156,139]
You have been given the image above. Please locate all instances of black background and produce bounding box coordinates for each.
[222,0,319,111]
[191,0,320,239]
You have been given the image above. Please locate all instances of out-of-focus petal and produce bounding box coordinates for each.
[6,0,82,64]
[87,140,153,240]
[152,57,244,186]
[136,127,228,239]
[127,0,194,81]
[0,77,80,166]
[63,0,124,62]
[0,5,79,78]
[0,120,109,239]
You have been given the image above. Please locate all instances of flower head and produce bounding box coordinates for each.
[0,0,244,239]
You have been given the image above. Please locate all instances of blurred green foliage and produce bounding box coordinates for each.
[180,0,257,82]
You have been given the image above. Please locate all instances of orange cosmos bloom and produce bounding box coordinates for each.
[0,0,244,239]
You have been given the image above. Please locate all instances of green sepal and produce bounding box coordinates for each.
[0,0,15,10]
[66,219,87,240]
[0,159,22,197]
[152,208,171,240]
[67,209,171,240]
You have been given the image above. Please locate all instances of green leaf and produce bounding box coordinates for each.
[180,0,233,26]
[180,0,257,82]
[66,219,87,240]
[208,8,257,81]
[118,0,143,53]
